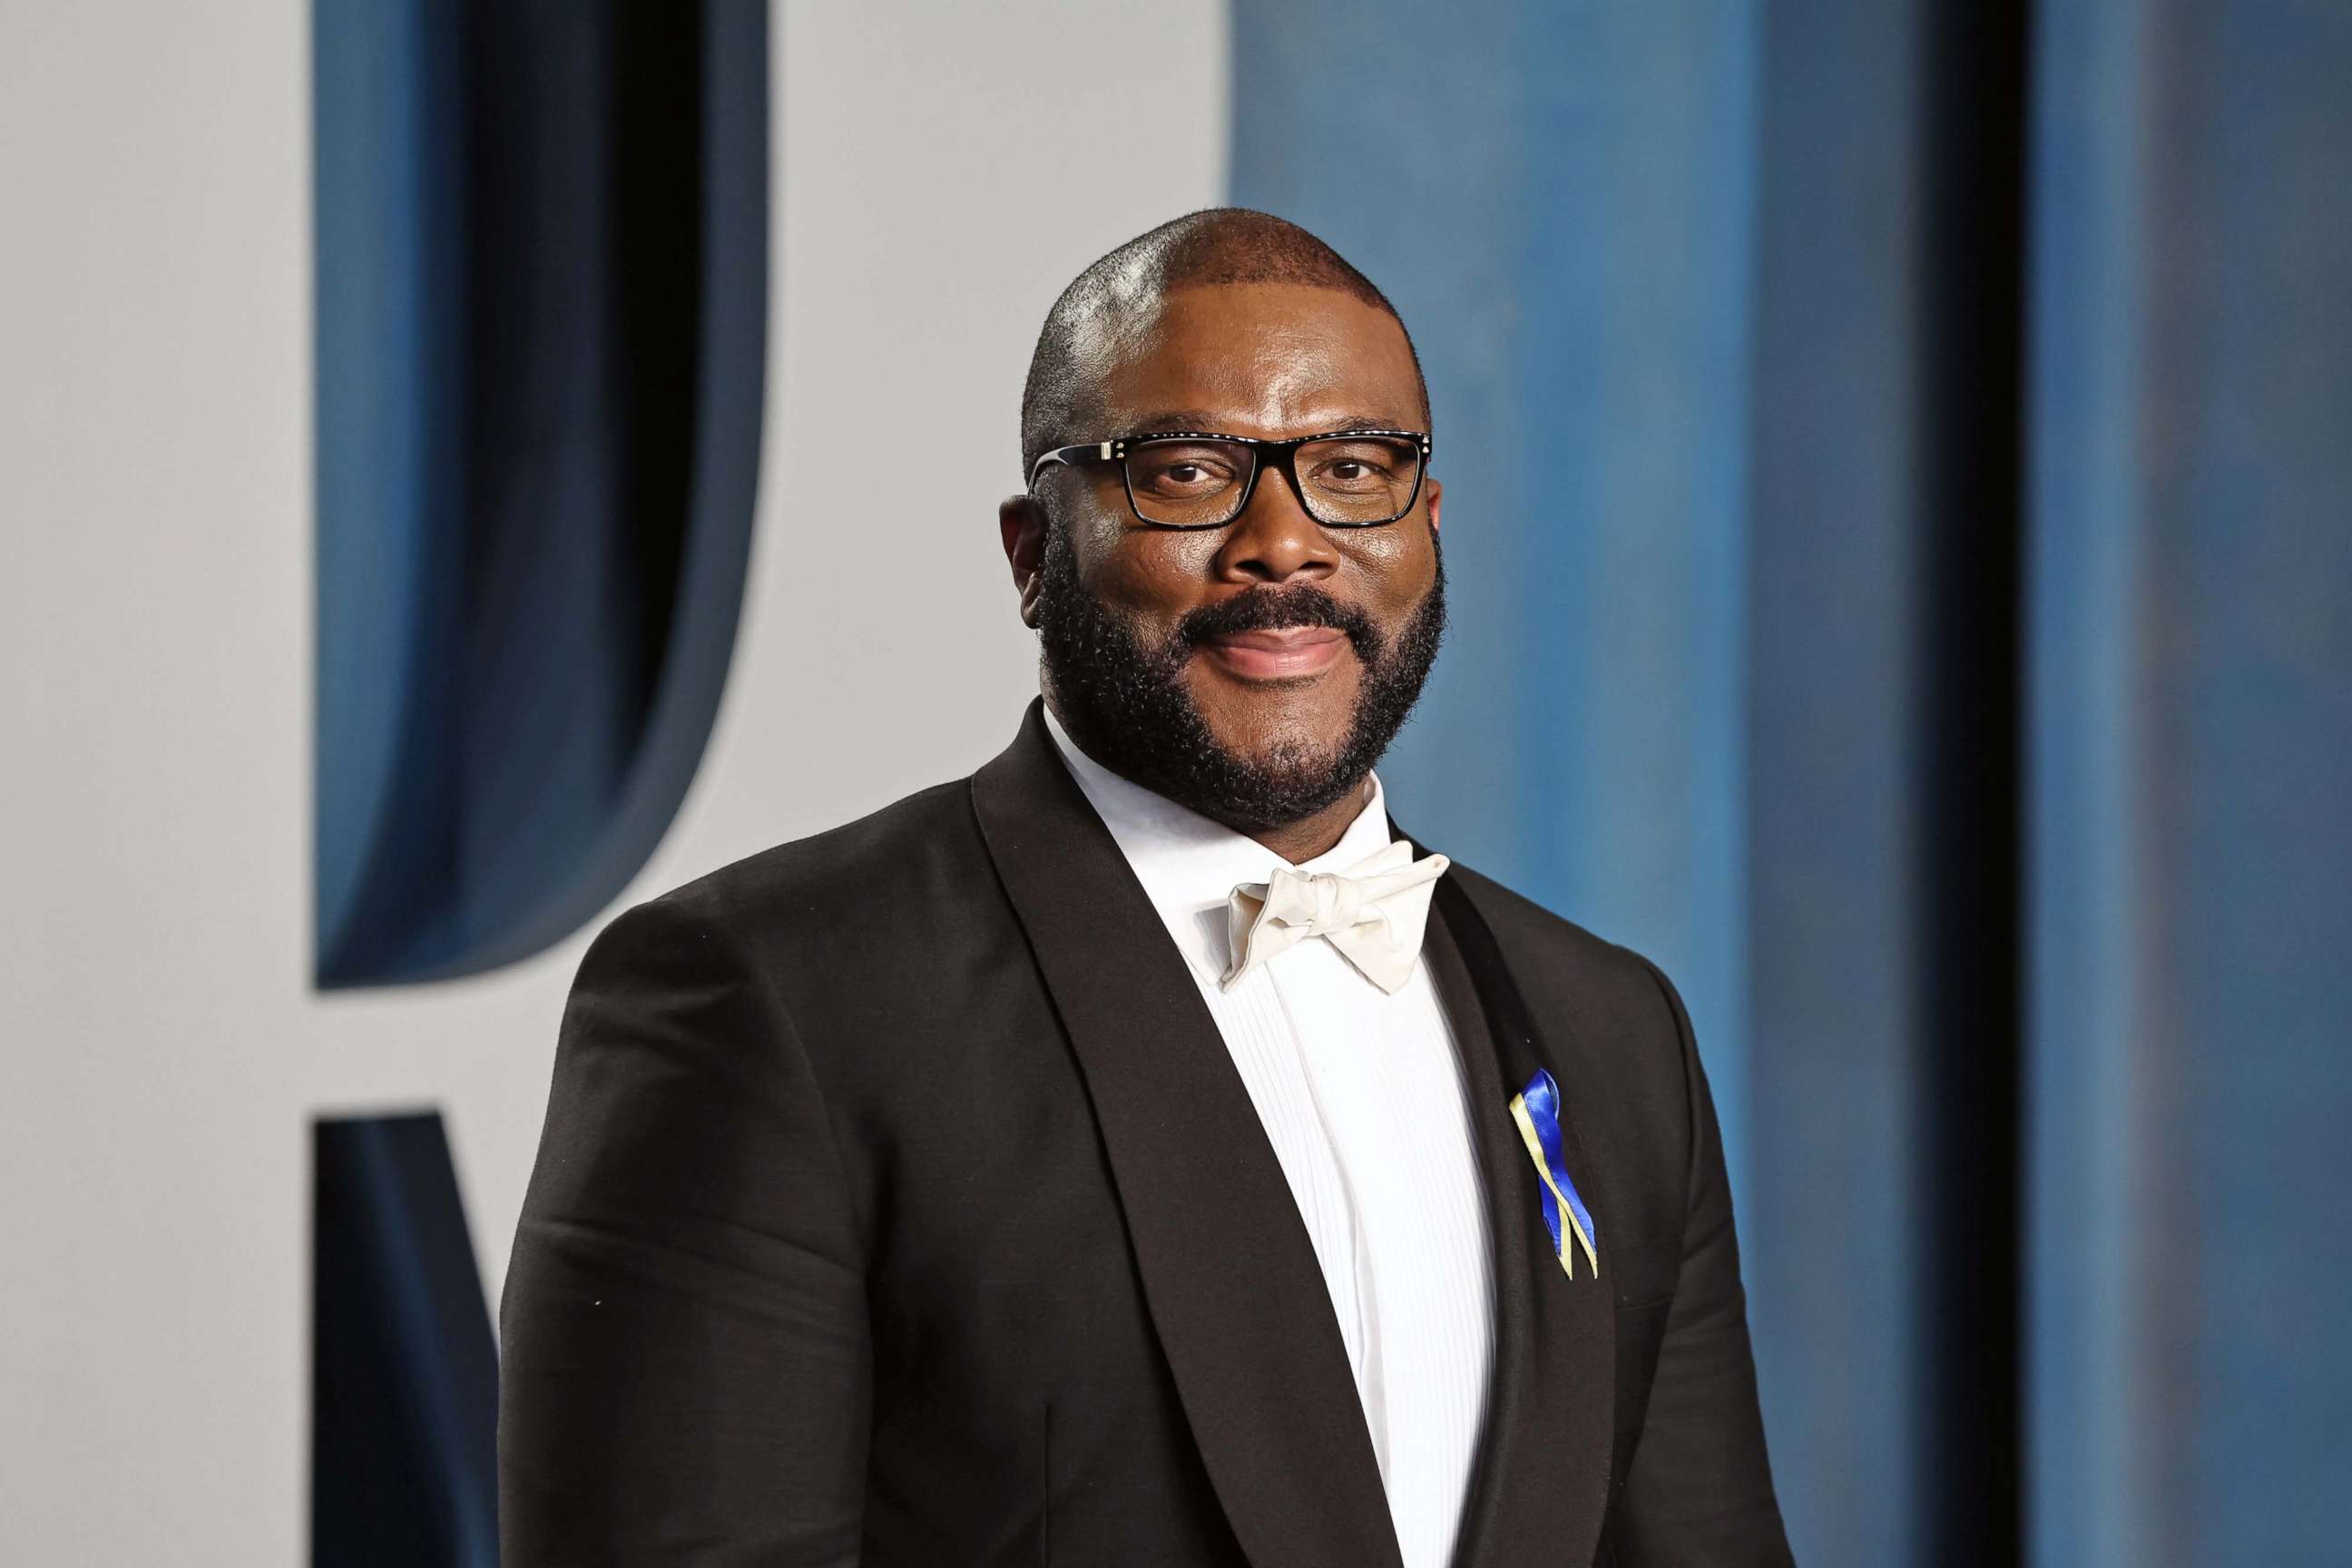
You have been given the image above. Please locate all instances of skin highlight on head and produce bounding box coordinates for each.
[1000,211,1446,864]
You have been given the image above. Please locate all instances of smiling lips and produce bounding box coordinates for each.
[1197,626,1351,680]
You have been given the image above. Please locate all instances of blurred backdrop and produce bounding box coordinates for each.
[4,3,2347,1565]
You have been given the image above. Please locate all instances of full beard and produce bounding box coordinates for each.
[1033,525,1446,836]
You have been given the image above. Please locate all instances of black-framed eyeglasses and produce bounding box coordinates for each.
[1027,428,1432,529]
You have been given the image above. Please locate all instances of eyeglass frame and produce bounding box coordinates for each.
[1025,427,1435,530]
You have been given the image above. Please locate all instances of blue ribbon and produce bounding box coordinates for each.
[1508,1067,1599,1279]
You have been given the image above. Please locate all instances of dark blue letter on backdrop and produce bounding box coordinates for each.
[313,0,768,991]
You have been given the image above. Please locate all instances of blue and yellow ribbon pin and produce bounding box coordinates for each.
[1508,1068,1599,1279]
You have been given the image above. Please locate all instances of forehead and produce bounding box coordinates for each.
[1080,282,1424,436]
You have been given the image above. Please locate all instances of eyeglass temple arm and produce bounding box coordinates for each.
[1025,441,1120,491]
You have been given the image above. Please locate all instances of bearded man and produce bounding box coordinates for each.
[500,209,1791,1568]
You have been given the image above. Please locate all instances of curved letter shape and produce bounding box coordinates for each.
[315,2,768,988]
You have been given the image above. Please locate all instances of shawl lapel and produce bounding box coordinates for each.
[1412,841,1618,1568]
[970,701,1406,1568]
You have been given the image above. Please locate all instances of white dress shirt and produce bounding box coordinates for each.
[1043,708,1495,1568]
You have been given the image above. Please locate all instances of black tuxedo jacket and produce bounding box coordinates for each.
[500,701,1791,1566]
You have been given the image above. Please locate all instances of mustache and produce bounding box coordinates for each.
[1175,586,1382,662]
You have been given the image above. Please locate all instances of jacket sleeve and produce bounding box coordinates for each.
[498,897,871,1566]
[1612,957,1796,1567]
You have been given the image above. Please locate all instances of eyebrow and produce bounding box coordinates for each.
[1118,411,1420,437]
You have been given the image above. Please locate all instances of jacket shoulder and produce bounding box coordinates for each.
[1444,858,1686,1030]
[606,775,994,951]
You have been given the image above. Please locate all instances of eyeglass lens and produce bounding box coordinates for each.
[1123,436,1423,527]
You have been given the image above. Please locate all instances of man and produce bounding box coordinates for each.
[500,209,1791,1566]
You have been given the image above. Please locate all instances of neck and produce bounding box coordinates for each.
[1244,777,1377,864]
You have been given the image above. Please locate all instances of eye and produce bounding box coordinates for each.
[1305,441,1406,492]
[1128,442,1245,498]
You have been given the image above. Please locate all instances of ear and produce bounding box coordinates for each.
[999,494,1049,629]
[1424,475,1443,535]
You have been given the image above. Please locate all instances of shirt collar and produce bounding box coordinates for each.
[1041,703,1398,975]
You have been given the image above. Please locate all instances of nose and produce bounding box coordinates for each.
[1212,454,1338,585]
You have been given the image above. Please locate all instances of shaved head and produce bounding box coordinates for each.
[1019,208,1427,478]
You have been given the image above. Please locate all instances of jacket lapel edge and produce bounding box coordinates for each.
[1416,845,1618,1568]
[972,703,1405,1568]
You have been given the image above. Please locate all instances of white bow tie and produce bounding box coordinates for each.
[1220,839,1452,995]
